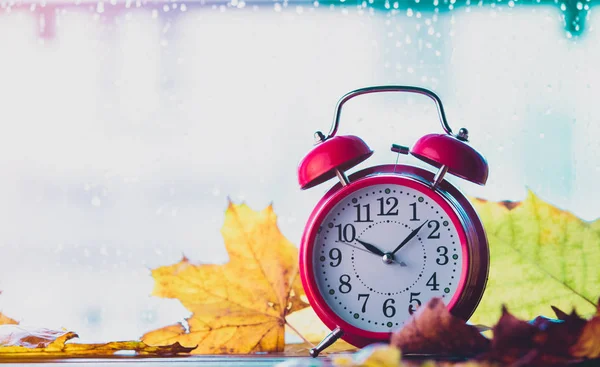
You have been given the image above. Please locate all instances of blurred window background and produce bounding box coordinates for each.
[0,0,597,343]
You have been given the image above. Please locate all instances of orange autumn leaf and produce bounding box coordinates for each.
[0,325,193,358]
[571,299,600,359]
[0,314,17,326]
[142,201,310,354]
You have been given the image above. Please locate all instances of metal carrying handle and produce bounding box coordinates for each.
[321,85,455,141]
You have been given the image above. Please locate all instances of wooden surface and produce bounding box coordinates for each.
[0,356,313,366]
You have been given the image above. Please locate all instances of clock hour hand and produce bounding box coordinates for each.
[355,239,407,267]
[391,220,429,255]
[355,238,386,257]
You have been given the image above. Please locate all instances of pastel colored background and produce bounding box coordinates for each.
[0,0,597,343]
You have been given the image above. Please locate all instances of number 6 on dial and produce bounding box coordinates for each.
[297,86,490,357]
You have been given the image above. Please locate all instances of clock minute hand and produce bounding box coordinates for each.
[391,220,429,255]
[355,238,386,257]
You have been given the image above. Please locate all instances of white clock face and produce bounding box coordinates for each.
[312,182,465,332]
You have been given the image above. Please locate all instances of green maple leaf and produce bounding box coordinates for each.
[469,191,600,326]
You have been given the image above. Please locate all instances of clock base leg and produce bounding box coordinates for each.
[309,327,344,358]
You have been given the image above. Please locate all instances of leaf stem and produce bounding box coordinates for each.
[285,320,315,347]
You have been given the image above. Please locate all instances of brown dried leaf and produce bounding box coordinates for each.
[484,305,587,366]
[0,325,76,348]
[390,298,489,357]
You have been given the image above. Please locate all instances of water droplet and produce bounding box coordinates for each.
[407,8,413,16]
[91,196,101,207]
[508,0,514,7]
[560,3,566,11]
[274,3,282,11]
[180,3,187,11]
[577,1,583,10]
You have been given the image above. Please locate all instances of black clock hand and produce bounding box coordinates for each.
[336,241,406,266]
[391,220,429,255]
[355,238,386,257]
[354,239,407,267]
[337,242,381,257]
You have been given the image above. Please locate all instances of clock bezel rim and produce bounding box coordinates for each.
[299,164,489,347]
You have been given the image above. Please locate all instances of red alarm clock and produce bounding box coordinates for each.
[297,86,489,357]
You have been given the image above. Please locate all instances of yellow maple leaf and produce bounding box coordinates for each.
[142,201,310,354]
[469,190,600,325]
[0,325,193,358]
[0,291,17,326]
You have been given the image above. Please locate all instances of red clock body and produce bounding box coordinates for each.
[298,164,489,347]
[296,86,490,354]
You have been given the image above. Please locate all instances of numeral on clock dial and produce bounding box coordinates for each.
[377,197,399,216]
[354,204,373,222]
[383,299,396,318]
[339,274,352,294]
[358,294,370,313]
[436,246,449,265]
[329,248,342,267]
[335,224,356,242]
[408,292,421,315]
[409,202,419,221]
[428,220,441,239]
[426,272,439,291]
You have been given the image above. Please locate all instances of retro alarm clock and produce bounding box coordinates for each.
[297,86,489,357]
